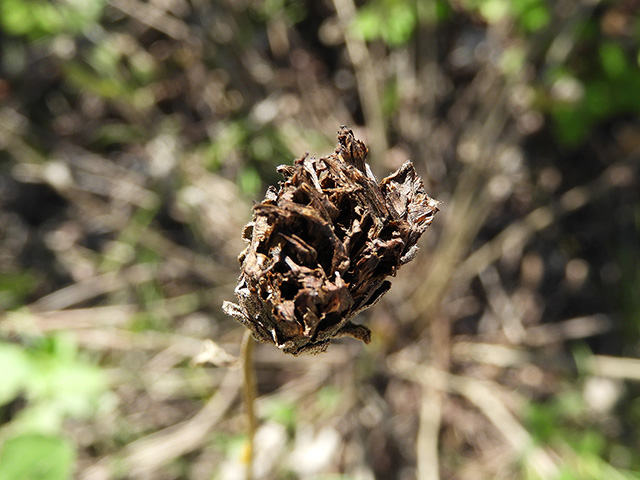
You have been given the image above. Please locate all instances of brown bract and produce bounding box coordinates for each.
[223,127,440,354]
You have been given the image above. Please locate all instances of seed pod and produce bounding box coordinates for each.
[223,127,440,355]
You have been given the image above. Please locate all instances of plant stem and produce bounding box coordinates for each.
[241,330,256,480]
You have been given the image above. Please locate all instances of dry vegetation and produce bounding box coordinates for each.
[1,0,640,479]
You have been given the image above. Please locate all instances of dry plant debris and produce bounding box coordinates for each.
[224,127,440,354]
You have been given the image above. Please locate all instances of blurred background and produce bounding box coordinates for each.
[1,0,640,479]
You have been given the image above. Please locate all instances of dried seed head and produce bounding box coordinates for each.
[223,126,440,355]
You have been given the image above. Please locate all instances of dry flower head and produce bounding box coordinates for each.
[223,127,440,354]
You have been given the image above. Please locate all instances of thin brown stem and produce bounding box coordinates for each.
[241,331,257,480]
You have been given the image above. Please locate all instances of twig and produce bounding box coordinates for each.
[27,264,159,312]
[408,69,515,320]
[416,379,443,480]
[479,266,527,344]
[452,341,533,368]
[454,342,640,383]
[451,335,640,386]
[586,355,640,383]
[417,310,451,480]
[456,151,640,287]
[107,0,192,41]
[241,331,257,480]
[331,0,387,165]
[390,356,560,479]
[80,366,241,480]
[524,314,613,347]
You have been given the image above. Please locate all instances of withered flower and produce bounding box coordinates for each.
[223,127,440,355]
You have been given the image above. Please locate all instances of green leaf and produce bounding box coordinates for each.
[315,385,342,416]
[520,4,550,32]
[479,0,509,23]
[238,167,262,197]
[262,397,297,430]
[434,0,452,22]
[354,8,381,42]
[354,0,417,47]
[0,0,105,39]
[0,434,74,480]
[0,272,37,310]
[383,5,417,46]
[550,104,590,147]
[0,342,32,405]
[0,0,35,36]
[599,42,628,79]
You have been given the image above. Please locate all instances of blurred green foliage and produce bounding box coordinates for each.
[257,0,308,24]
[0,272,36,311]
[526,372,640,479]
[355,0,418,46]
[0,335,107,426]
[0,335,107,480]
[0,0,104,39]
[354,0,640,148]
[262,397,298,432]
[0,433,74,480]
